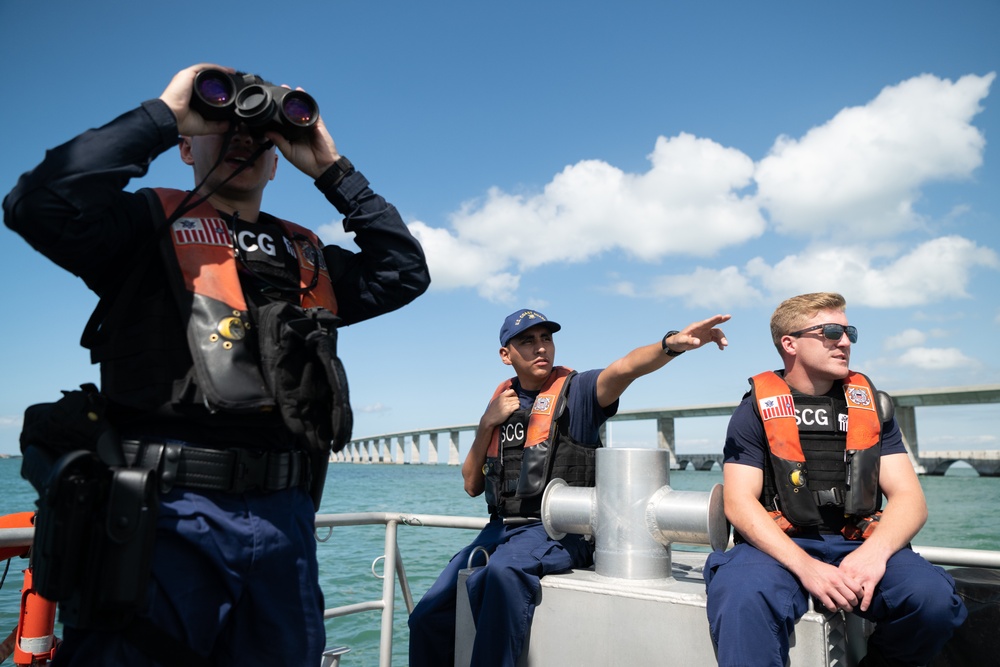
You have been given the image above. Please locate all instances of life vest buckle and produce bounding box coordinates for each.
[812,487,844,507]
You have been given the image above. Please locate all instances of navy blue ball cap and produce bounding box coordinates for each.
[499,309,561,346]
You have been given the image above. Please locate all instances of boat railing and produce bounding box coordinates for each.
[317,513,1000,667]
[3,517,1000,667]
[314,511,489,667]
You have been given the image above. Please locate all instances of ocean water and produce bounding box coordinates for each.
[1,457,997,665]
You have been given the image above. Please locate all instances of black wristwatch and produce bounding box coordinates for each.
[327,155,355,188]
[662,330,684,357]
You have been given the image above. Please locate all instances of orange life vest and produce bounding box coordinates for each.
[749,370,883,527]
[156,188,338,412]
[483,367,596,517]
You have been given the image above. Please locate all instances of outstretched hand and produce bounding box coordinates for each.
[595,313,731,408]
[667,314,731,353]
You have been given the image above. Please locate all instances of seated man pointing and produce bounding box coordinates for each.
[410,308,730,667]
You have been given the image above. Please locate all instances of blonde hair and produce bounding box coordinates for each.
[770,292,847,349]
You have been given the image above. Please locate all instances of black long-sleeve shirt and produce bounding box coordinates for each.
[4,99,430,448]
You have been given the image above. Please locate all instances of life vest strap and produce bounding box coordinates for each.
[767,508,882,541]
[768,509,800,536]
[842,511,882,541]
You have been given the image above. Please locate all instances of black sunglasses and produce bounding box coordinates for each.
[787,323,858,344]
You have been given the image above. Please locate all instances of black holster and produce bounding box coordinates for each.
[27,447,159,629]
[21,386,159,630]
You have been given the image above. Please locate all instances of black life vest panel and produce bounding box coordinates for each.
[482,367,597,518]
[89,188,339,416]
[749,371,884,530]
[152,189,338,413]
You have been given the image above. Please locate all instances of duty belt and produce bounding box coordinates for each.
[122,440,310,495]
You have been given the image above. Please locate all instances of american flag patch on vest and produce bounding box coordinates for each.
[172,218,231,247]
[758,394,795,420]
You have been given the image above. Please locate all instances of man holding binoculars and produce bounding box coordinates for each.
[4,63,430,666]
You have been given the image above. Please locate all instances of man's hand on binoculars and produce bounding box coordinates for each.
[161,63,234,137]
[268,113,340,181]
[163,64,340,180]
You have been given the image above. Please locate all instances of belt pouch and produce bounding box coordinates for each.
[256,302,353,454]
[31,450,105,602]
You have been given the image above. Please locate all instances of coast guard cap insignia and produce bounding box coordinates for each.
[845,385,874,410]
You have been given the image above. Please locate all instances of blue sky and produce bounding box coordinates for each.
[1,1,997,458]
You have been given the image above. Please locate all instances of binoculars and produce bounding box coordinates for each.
[190,69,319,140]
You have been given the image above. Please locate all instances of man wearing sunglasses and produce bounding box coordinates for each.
[704,292,966,667]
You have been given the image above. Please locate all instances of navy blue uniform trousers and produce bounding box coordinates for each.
[408,518,594,667]
[51,486,325,666]
[705,533,967,667]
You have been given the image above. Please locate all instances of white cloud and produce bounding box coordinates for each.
[413,134,765,301]
[745,236,999,307]
[755,73,994,237]
[896,347,978,371]
[606,277,638,298]
[622,233,996,312]
[650,266,762,309]
[369,73,997,308]
[0,416,21,428]
[408,220,521,300]
[317,220,359,251]
[884,328,927,350]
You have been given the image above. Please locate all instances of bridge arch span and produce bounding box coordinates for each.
[341,385,999,474]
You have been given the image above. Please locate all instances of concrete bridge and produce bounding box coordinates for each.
[919,451,1000,476]
[334,384,1000,476]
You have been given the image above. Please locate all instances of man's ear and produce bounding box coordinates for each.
[179,137,195,165]
[779,335,797,357]
[269,152,278,181]
[499,346,513,366]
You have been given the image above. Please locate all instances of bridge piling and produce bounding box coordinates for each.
[656,417,677,469]
[427,433,439,465]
